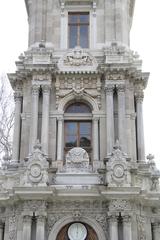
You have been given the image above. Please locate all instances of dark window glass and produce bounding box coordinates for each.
[65,102,91,113]
[68,12,89,48]
[64,121,92,149]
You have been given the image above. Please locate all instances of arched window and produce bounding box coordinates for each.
[64,102,92,156]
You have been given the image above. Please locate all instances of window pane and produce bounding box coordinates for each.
[80,26,88,48]
[80,122,91,135]
[65,122,77,134]
[69,14,78,23]
[65,136,77,147]
[79,14,89,23]
[69,26,78,48]
[65,103,91,113]
[80,136,91,147]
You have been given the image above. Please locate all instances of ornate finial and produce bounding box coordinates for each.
[39,40,45,48]
[146,154,154,161]
[33,140,42,150]
[113,140,121,150]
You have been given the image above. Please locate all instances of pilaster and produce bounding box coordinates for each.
[123,215,132,240]
[41,84,51,155]
[0,222,4,240]
[12,91,22,162]
[152,222,160,240]
[36,215,46,240]
[105,83,115,155]
[117,84,126,152]
[22,215,32,240]
[93,116,99,162]
[29,85,40,152]
[135,91,145,161]
[108,215,118,240]
[57,116,64,164]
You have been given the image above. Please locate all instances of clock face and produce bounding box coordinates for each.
[68,223,87,240]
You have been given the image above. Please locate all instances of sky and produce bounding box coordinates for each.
[0,1,160,168]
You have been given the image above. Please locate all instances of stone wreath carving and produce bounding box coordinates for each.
[21,141,49,186]
[58,46,98,72]
[104,140,131,187]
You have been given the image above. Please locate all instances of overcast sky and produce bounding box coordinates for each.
[0,1,160,168]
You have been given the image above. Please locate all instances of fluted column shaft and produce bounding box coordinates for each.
[57,117,63,161]
[0,222,4,240]
[12,93,22,161]
[29,85,39,152]
[136,92,145,161]
[109,215,118,240]
[123,215,132,240]
[22,216,32,240]
[93,117,99,161]
[105,83,115,155]
[36,216,46,240]
[152,222,160,240]
[41,85,50,155]
[117,84,126,152]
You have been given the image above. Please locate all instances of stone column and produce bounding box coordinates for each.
[117,84,126,152]
[135,91,145,161]
[93,117,99,162]
[41,85,50,155]
[105,83,115,155]
[109,215,118,240]
[12,92,22,161]
[123,215,132,240]
[0,222,4,240]
[36,216,46,240]
[29,85,39,152]
[22,216,32,240]
[152,222,160,240]
[57,117,63,162]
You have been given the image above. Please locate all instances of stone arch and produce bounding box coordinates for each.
[48,215,106,240]
[58,92,99,112]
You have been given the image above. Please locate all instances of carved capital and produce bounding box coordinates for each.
[93,116,99,122]
[23,215,32,224]
[57,116,63,122]
[105,84,115,95]
[108,215,118,223]
[14,91,22,102]
[152,222,160,229]
[32,85,40,95]
[123,215,131,223]
[116,84,125,93]
[135,91,144,103]
[37,215,46,223]
[42,85,51,94]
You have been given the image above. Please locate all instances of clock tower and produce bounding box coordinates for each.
[0,0,160,240]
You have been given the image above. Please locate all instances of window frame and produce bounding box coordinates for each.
[68,12,90,48]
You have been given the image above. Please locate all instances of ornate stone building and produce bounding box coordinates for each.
[0,0,160,239]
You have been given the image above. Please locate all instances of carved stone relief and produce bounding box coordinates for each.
[55,75,102,109]
[105,141,131,187]
[21,142,49,186]
[58,47,98,71]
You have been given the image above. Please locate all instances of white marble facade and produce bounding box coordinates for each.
[0,0,160,239]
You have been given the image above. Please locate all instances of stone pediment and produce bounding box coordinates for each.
[58,47,98,72]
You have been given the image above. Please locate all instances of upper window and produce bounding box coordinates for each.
[68,12,89,48]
